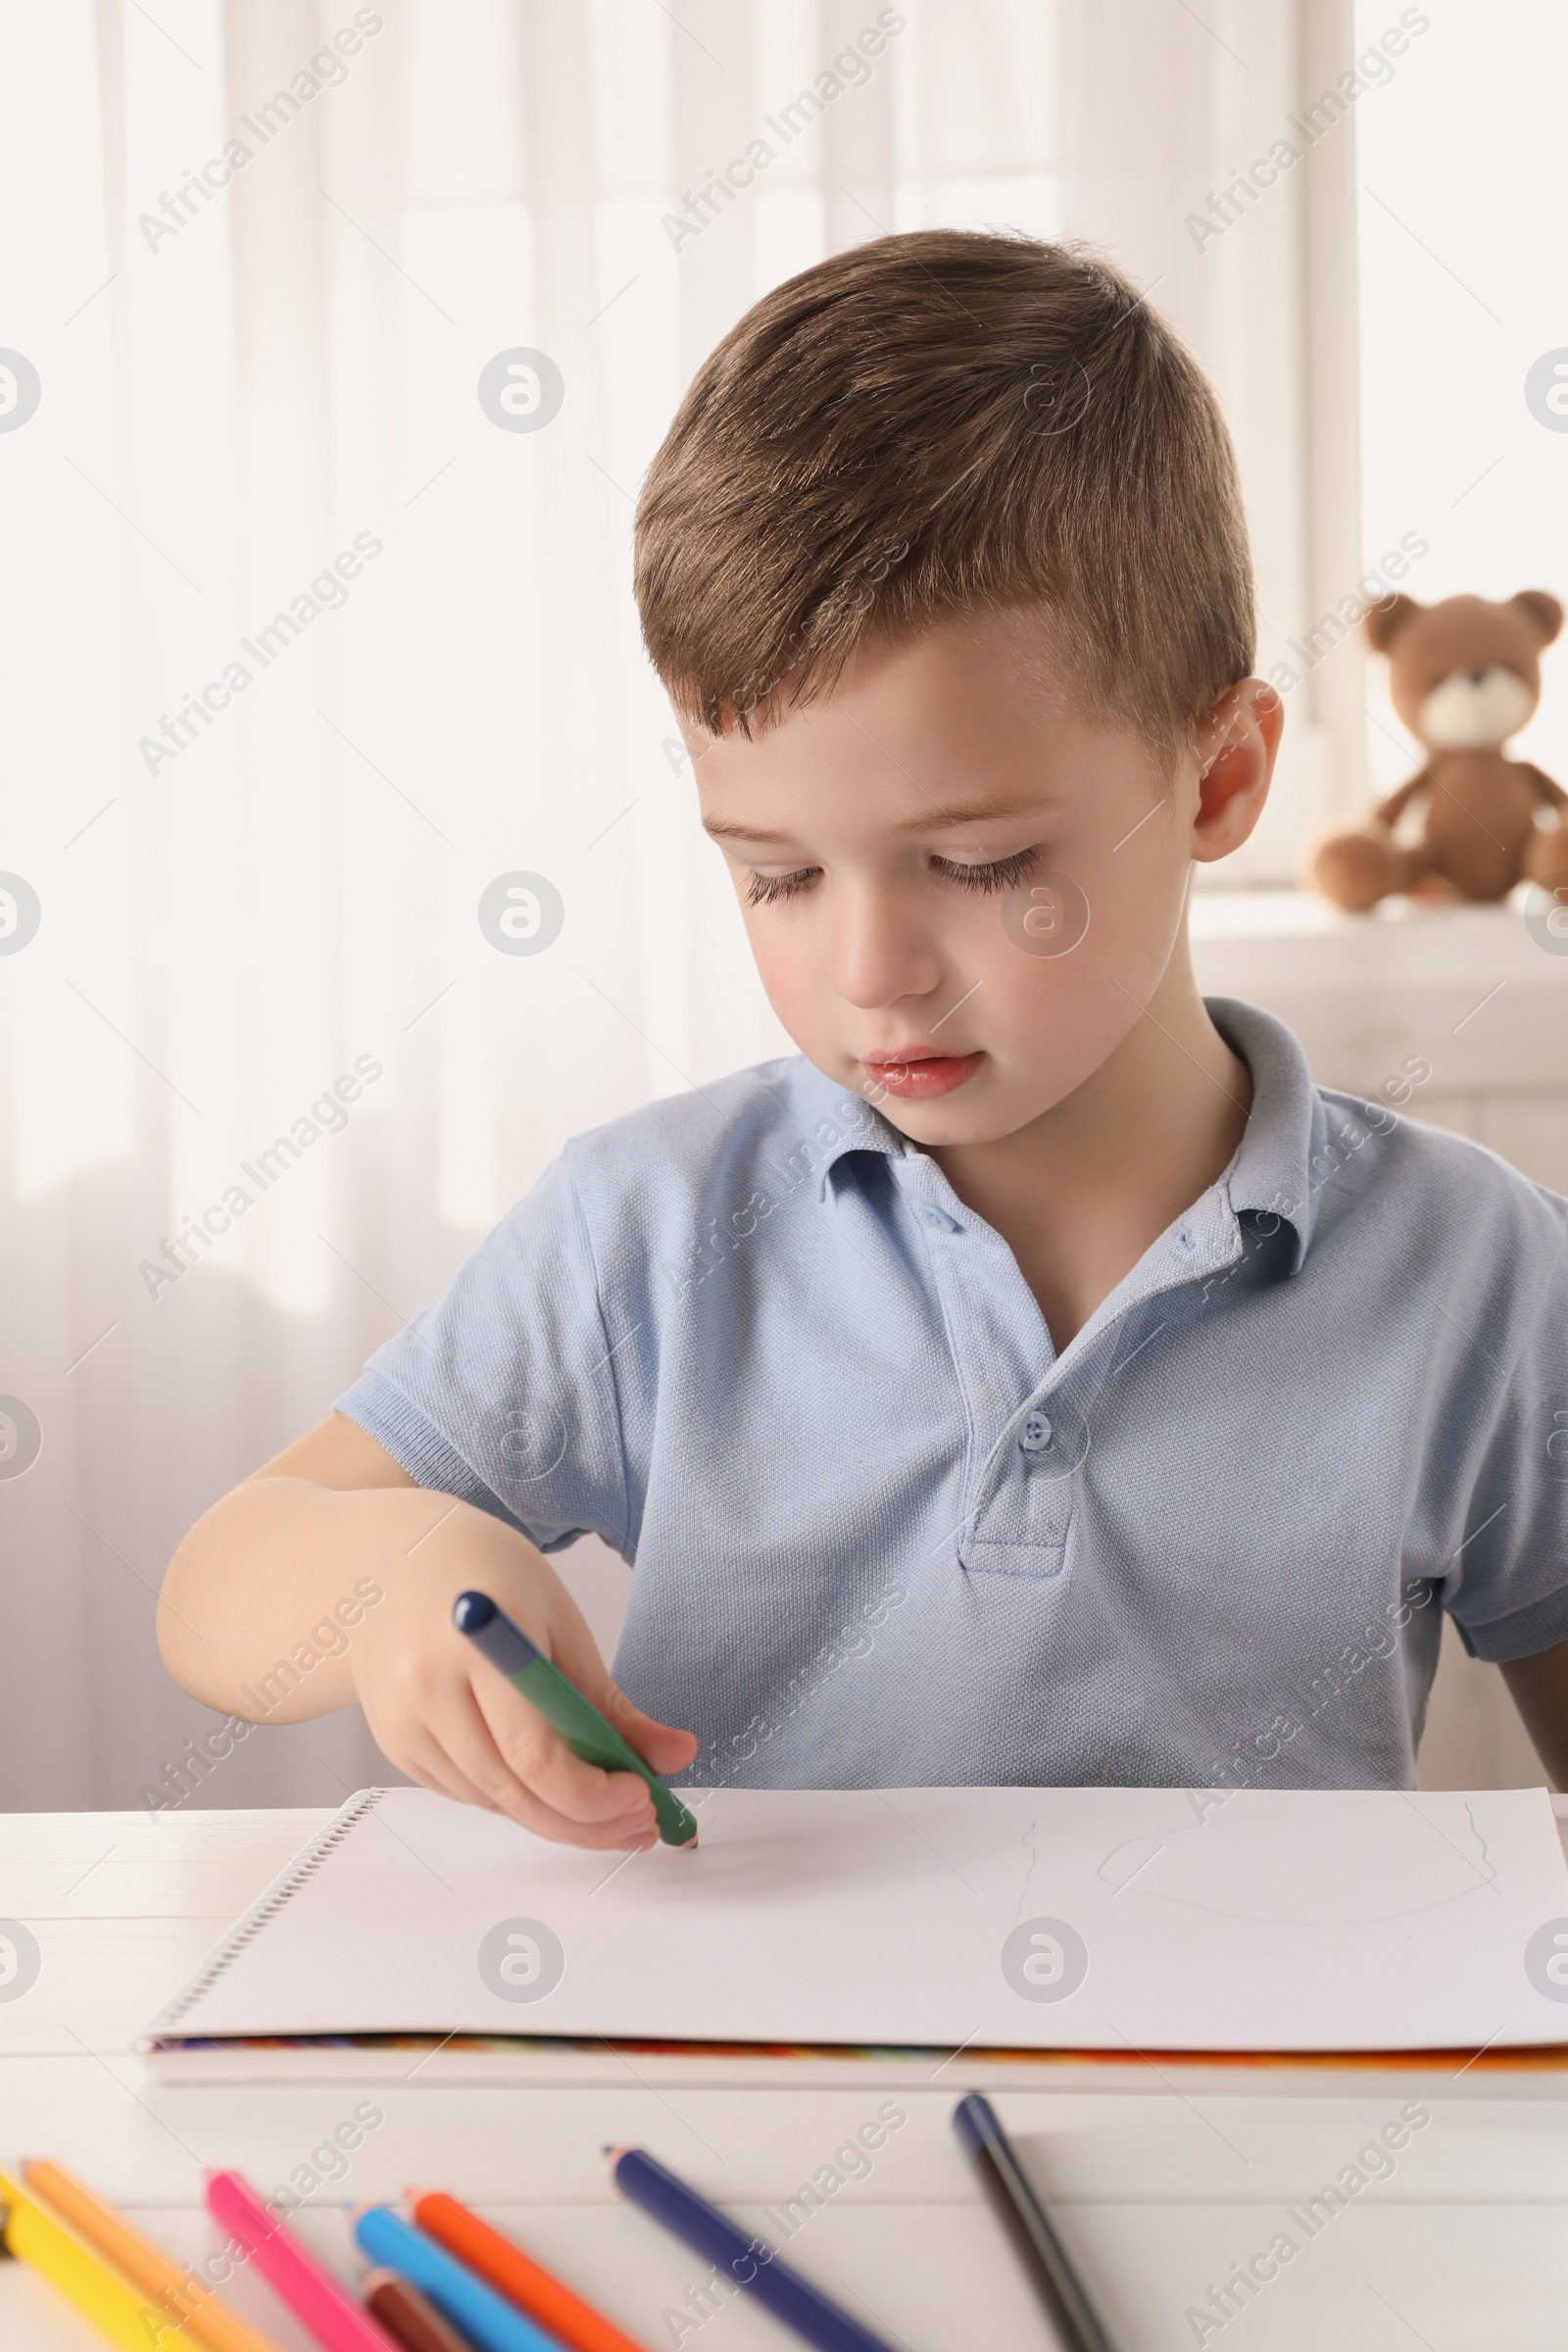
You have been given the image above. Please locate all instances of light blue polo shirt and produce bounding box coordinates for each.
[337,1000,1568,1794]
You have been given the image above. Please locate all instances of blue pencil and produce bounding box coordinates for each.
[607,2146,899,2352]
[352,2207,565,2352]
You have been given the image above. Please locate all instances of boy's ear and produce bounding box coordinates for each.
[1191,680,1284,863]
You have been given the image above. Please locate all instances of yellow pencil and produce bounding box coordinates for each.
[23,2160,284,2352]
[0,2164,168,2352]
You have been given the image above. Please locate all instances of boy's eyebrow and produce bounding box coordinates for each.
[701,819,800,846]
[702,797,1062,847]
[891,796,1065,832]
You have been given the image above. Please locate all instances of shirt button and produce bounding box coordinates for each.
[1019,1411,1054,1454]
[921,1203,956,1232]
[1174,1225,1195,1253]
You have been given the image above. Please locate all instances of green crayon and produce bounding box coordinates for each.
[453,1589,698,1846]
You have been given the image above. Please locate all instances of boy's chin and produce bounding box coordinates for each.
[866,1071,1062,1150]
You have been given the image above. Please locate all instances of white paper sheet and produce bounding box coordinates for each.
[142,1784,1568,2053]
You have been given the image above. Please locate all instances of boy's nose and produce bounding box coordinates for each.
[831,889,944,1009]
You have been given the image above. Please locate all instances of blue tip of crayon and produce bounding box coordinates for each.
[452,1591,497,1634]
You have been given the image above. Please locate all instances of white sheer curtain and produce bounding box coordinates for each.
[0,0,1348,1808]
[1357,0,1568,805]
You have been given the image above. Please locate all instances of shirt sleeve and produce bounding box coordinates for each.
[1442,1203,1568,1662]
[334,1148,631,1557]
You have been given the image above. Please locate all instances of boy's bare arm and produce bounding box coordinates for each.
[161,1411,440,1718]
[158,1411,697,1849]
[1500,1642,1568,1790]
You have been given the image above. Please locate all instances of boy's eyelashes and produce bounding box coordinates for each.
[746,863,821,906]
[929,846,1042,895]
[743,845,1043,908]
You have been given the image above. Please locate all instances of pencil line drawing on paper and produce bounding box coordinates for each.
[1093,1796,1500,1926]
[1015,1819,1040,1921]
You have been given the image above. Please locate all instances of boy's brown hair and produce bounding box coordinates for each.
[634,229,1254,751]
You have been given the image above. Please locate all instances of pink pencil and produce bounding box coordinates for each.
[205,2171,397,2352]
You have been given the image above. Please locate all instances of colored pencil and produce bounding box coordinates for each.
[354,2207,565,2352]
[953,2092,1115,2352]
[206,2171,396,2352]
[607,2146,899,2352]
[24,2159,284,2352]
[412,2187,653,2352]
[0,2164,168,2352]
[363,2270,473,2352]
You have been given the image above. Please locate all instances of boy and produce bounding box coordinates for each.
[161,231,1568,1847]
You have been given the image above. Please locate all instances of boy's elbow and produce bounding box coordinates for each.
[157,1496,241,1705]
[157,1535,209,1694]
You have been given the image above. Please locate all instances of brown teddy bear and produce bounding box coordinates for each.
[1308,590,1566,909]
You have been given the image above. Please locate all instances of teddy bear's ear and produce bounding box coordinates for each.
[1364,593,1419,651]
[1512,590,1564,646]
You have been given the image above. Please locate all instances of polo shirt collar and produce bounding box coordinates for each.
[1207,996,1322,1272]
[782,1059,914,1195]
[786,995,1323,1273]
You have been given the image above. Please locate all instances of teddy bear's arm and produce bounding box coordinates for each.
[1371,771,1433,828]
[1522,764,1568,809]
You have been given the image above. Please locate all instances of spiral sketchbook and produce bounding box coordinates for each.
[140,1783,1568,2057]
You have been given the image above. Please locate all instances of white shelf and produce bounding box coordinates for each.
[1191,892,1568,1095]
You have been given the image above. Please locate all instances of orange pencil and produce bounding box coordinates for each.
[21,2160,283,2352]
[410,2189,654,2352]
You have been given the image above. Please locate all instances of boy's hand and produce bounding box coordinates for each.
[351,1508,699,1850]
[160,1413,698,1853]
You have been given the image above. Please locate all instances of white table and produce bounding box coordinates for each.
[5,1805,1568,2352]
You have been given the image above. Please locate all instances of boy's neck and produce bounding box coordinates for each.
[928,942,1252,1352]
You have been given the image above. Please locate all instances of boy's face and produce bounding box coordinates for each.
[689,610,1281,1147]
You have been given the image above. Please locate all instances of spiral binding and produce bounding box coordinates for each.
[140,1787,387,2044]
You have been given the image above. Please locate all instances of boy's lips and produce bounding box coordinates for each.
[862,1050,985,1100]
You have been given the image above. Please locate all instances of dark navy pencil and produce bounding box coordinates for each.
[607,2146,899,2352]
[953,2092,1114,2352]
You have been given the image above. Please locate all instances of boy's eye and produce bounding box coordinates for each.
[745,865,821,906]
[930,847,1042,895]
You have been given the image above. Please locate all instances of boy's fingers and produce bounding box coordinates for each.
[455,1682,659,1842]
[610,1697,701,1774]
[358,1690,504,1816]
[391,1734,503,1817]
[538,1619,700,1774]
[412,1727,653,1852]
[472,1671,655,1826]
